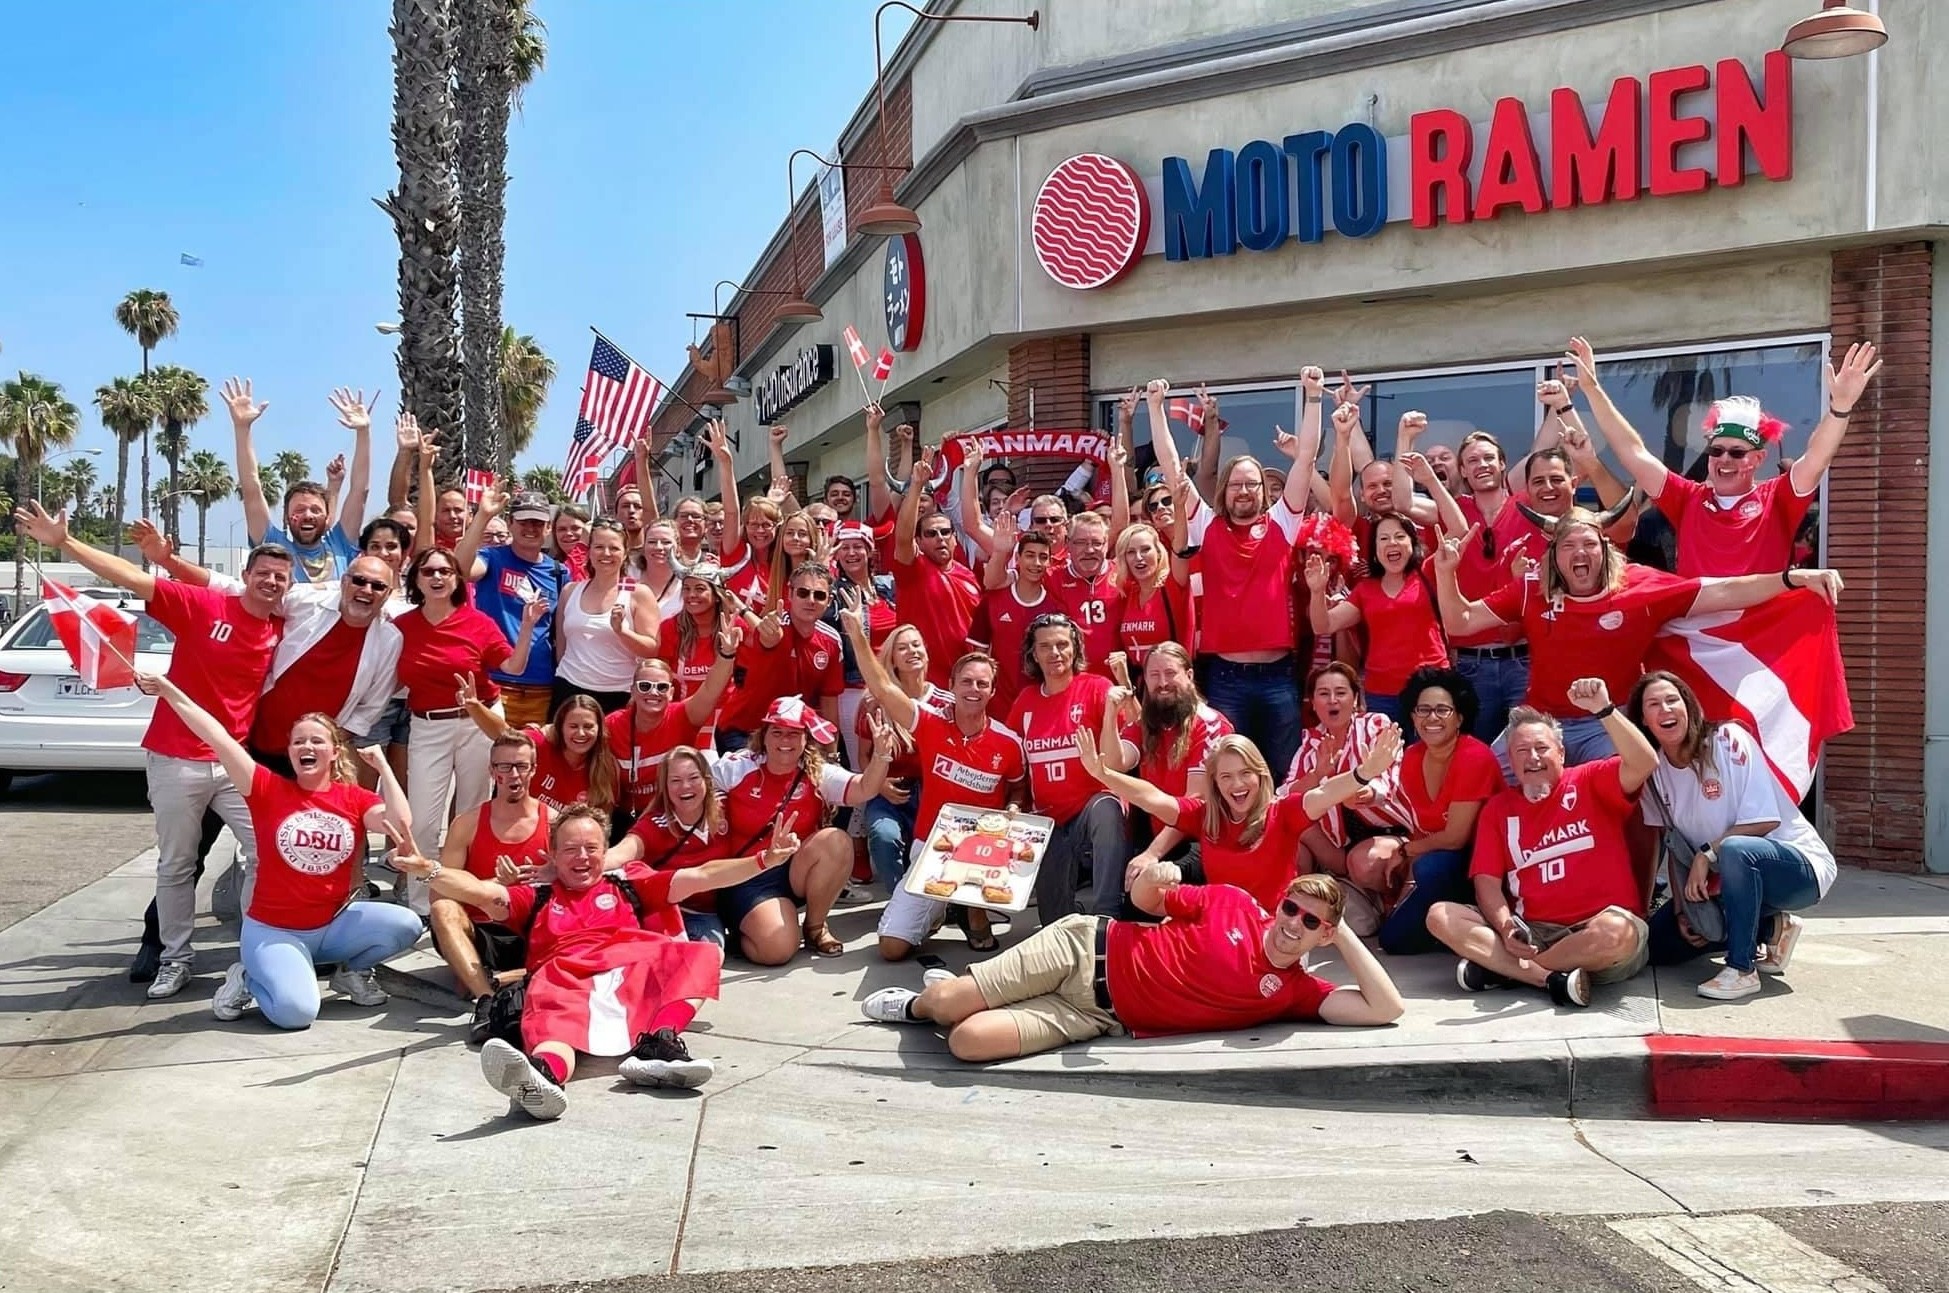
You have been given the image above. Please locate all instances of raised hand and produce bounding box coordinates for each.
[1272,424,1299,459]
[1105,651,1131,690]
[1827,341,1882,411]
[1144,378,1170,405]
[353,745,388,772]
[480,488,508,519]
[1397,410,1428,445]
[714,618,745,658]
[221,377,268,426]
[1330,402,1361,436]
[760,818,801,869]
[325,453,347,486]
[1332,370,1371,409]
[1357,723,1403,780]
[755,608,784,648]
[454,672,479,708]
[12,500,68,548]
[1071,726,1105,780]
[1566,677,1612,715]
[864,402,885,434]
[395,411,422,454]
[1432,522,1478,575]
[893,422,915,453]
[1565,336,1602,392]
[906,441,933,486]
[130,517,173,564]
[608,603,628,635]
[1118,386,1139,425]
[1198,383,1219,426]
[1537,377,1571,410]
[329,388,376,435]
[1298,365,1326,401]
[1303,551,1332,592]
[991,507,1018,547]
[769,423,790,447]
[520,595,548,632]
[703,418,732,459]
[835,586,866,637]
[868,710,900,763]
[1401,451,1436,487]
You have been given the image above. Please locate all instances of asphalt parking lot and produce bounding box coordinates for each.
[0,771,155,932]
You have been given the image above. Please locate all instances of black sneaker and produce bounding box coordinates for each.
[467,995,495,1047]
[1545,968,1592,1009]
[619,1027,714,1089]
[1456,958,1512,992]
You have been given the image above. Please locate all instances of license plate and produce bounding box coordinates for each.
[56,677,97,697]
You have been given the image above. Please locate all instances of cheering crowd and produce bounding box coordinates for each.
[12,336,1878,1122]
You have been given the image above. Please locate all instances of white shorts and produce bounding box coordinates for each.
[878,842,947,947]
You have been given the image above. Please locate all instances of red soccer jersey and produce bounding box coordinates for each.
[856,685,952,782]
[1118,705,1232,832]
[889,550,982,689]
[720,620,845,732]
[1481,564,1701,719]
[606,706,706,817]
[967,583,1052,712]
[521,725,590,814]
[1175,793,1314,913]
[1452,494,1547,648]
[1106,884,1335,1038]
[1048,562,1120,675]
[720,538,771,606]
[1345,573,1449,695]
[244,765,381,930]
[1399,735,1506,838]
[459,801,551,922]
[1658,469,1815,578]
[625,812,738,919]
[1007,671,1111,824]
[912,708,1027,837]
[141,579,282,761]
[249,616,370,752]
[1184,498,1304,656]
[392,605,512,711]
[712,750,855,843]
[1114,578,1195,666]
[1470,757,1645,925]
[656,618,719,700]
[502,864,678,967]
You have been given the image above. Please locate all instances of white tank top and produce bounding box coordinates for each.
[555,579,640,691]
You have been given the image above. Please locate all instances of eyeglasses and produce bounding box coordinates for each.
[1707,445,1752,460]
[347,575,390,592]
[1027,612,1076,632]
[633,680,675,695]
[490,762,534,774]
[1412,704,1458,719]
[793,587,830,603]
[1276,898,1325,930]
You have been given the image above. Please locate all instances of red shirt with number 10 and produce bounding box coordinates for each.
[1008,671,1111,824]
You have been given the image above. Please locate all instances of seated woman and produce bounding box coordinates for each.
[605,746,741,947]
[1379,667,1508,955]
[456,686,621,820]
[137,672,421,1029]
[395,804,799,1120]
[1075,728,1400,917]
[711,697,896,962]
[1626,671,1834,1001]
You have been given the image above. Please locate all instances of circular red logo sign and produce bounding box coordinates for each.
[1032,153,1150,290]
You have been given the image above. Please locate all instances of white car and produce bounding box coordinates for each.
[0,594,174,794]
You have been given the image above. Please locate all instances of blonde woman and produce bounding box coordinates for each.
[1110,522,1193,667]
[553,518,661,713]
[846,614,951,897]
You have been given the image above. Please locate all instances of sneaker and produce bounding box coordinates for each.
[1545,968,1592,1008]
[127,941,163,984]
[921,967,956,990]
[1758,913,1804,975]
[329,966,388,1007]
[147,960,193,1000]
[212,962,256,1021]
[619,1028,715,1089]
[467,995,495,1047]
[861,986,922,1023]
[1697,965,1762,1000]
[480,1038,567,1121]
[1456,958,1512,992]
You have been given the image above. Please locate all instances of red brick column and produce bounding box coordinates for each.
[1003,334,1095,494]
[1822,242,1932,872]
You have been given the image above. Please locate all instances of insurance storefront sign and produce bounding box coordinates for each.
[1030,51,1794,290]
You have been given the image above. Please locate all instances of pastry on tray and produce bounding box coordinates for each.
[980,877,1014,904]
[923,877,960,898]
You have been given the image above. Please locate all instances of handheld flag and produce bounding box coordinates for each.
[179,253,204,268]
[463,468,495,506]
[842,326,870,370]
[566,334,664,497]
[872,347,895,384]
[41,578,138,691]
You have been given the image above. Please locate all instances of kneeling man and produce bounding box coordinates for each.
[1427,678,1654,1008]
[863,868,1404,1060]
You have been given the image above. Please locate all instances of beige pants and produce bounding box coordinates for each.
[967,913,1124,1056]
[1530,905,1652,983]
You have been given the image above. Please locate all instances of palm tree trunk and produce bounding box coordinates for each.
[138,347,152,558]
[456,0,513,479]
[196,502,210,567]
[112,439,130,557]
[164,419,184,546]
[13,455,33,610]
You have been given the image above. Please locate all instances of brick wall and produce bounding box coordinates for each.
[1005,334,1096,496]
[1822,242,1933,872]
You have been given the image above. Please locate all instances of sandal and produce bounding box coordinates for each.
[965,910,998,953]
[803,922,844,957]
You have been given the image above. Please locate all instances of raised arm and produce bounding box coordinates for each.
[1327,401,1362,526]
[15,503,158,600]
[1301,724,1402,819]
[1142,379,1188,497]
[838,714,897,807]
[838,593,920,732]
[981,509,1017,591]
[387,412,421,511]
[1402,451,1468,538]
[329,388,377,545]
[667,824,801,903]
[1074,727,1183,825]
[456,674,513,740]
[1564,337,1666,500]
[633,436,661,523]
[502,597,548,676]
[322,455,347,531]
[1430,522,1508,638]
[225,378,275,544]
[892,446,932,566]
[677,619,743,724]
[1565,677,1657,794]
[1107,438,1132,540]
[861,401,896,524]
[958,442,998,558]
[766,423,792,508]
[1388,413,1442,527]
[137,672,257,791]
[357,747,413,841]
[1690,566,1842,618]
[1792,342,1882,496]
[130,519,215,589]
[1304,554,1361,635]
[705,419,742,554]
[414,431,442,551]
[610,586,662,659]
[456,486,503,580]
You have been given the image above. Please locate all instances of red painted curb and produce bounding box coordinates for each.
[1647,1035,1949,1121]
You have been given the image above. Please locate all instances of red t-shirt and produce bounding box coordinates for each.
[1658,469,1815,578]
[911,708,1027,837]
[1048,562,1120,676]
[1399,736,1506,838]
[967,584,1052,713]
[856,685,952,782]
[1480,565,1701,719]
[712,750,856,843]
[1345,573,1448,695]
[141,579,282,762]
[1107,884,1335,1038]
[625,812,737,919]
[1175,793,1314,913]
[720,620,845,732]
[1185,498,1303,656]
[244,765,381,930]
[460,801,551,922]
[392,605,512,712]
[1118,705,1232,832]
[502,864,678,967]
[1470,757,1645,925]
[521,724,591,814]
[1114,579,1195,666]
[1007,672,1111,824]
[656,619,720,701]
[249,617,371,752]
[606,705,706,817]
[889,550,982,689]
[1452,494,1547,648]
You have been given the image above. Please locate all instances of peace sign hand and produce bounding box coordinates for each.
[1332,370,1371,408]
[759,818,801,869]
[714,618,745,657]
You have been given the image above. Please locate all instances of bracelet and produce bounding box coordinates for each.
[1352,769,1372,787]
[716,649,738,659]
[1593,703,1617,720]
[1781,568,1796,588]
[1302,394,1323,406]
[1829,404,1854,419]
[1548,404,1571,417]
[425,859,442,882]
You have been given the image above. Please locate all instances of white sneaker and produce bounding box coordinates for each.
[480,1039,567,1121]
[921,967,956,990]
[1697,965,1762,1000]
[861,987,921,1022]
[1758,913,1804,975]
[329,966,388,1007]
[212,962,255,1021]
[147,960,193,1000]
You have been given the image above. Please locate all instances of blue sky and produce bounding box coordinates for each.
[0,0,907,548]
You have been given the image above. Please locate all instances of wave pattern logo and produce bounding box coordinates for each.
[1032,154,1150,290]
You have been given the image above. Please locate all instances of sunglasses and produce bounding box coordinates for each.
[1277,898,1325,930]
[419,567,455,580]
[921,528,955,540]
[793,587,831,603]
[1707,445,1752,460]
[490,762,534,774]
[1479,528,1497,560]
[1031,515,1066,527]
[633,680,675,695]
[347,575,389,592]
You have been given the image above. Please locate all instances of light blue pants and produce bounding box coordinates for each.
[240,904,423,1030]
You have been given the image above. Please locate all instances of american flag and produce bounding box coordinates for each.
[565,335,663,495]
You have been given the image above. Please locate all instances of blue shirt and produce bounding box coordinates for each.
[262,523,358,583]
[474,545,564,686]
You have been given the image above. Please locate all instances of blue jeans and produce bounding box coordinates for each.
[1453,650,1530,744]
[240,904,423,1030]
[864,795,919,890]
[1364,691,1402,726]
[681,909,727,948]
[1492,713,1614,779]
[1202,655,1302,781]
[1377,848,1471,955]
[1717,835,1822,971]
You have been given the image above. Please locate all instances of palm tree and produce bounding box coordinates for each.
[256,464,282,505]
[63,456,99,521]
[179,449,236,566]
[0,373,81,606]
[113,290,179,534]
[148,365,209,546]
[270,450,311,495]
[95,375,157,555]
[379,0,464,450]
[500,327,555,459]
[518,464,564,501]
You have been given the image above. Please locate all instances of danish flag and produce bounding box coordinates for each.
[842,326,870,370]
[872,347,895,383]
[463,468,494,506]
[41,578,138,691]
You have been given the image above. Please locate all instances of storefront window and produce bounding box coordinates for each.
[1107,385,1299,483]
[1356,368,1540,460]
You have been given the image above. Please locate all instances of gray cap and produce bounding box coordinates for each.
[509,492,552,521]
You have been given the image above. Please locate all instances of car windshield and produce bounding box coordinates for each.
[6,607,176,654]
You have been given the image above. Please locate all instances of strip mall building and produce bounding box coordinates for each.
[645,0,1942,874]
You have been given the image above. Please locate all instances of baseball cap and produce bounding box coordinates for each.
[510,492,552,521]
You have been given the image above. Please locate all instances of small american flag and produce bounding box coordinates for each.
[566,335,663,495]
[842,325,869,370]
[463,468,495,506]
[872,347,895,383]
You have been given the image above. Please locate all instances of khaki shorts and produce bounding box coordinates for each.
[967,913,1123,1056]
[1530,905,1651,984]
